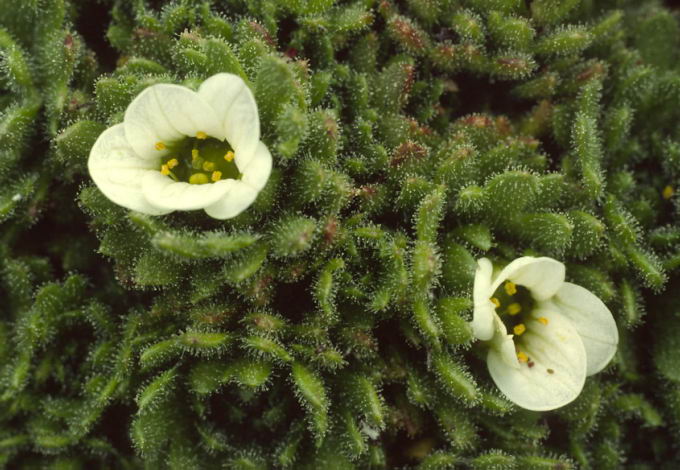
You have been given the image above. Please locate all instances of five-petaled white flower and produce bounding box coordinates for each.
[472,256,618,411]
[88,73,272,219]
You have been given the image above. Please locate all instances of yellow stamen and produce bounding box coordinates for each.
[211,171,222,182]
[517,351,528,363]
[507,303,522,315]
[160,164,170,176]
[202,161,215,172]
[513,323,526,336]
[189,173,209,185]
[663,185,674,200]
[224,151,235,162]
[192,149,200,160]
[537,317,549,325]
[196,131,208,140]
[490,297,500,308]
[155,142,166,151]
[504,281,517,296]
[167,158,179,169]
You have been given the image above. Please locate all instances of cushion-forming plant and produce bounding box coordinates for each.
[1,0,680,468]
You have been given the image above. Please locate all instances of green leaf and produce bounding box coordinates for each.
[153,231,258,259]
[136,368,178,413]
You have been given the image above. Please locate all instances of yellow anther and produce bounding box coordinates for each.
[167,158,179,169]
[663,185,674,200]
[517,351,528,363]
[202,161,216,172]
[189,173,209,185]
[155,142,166,151]
[490,297,500,308]
[196,131,208,140]
[507,303,522,315]
[192,149,200,160]
[537,317,549,325]
[160,164,170,176]
[513,323,526,336]
[504,281,517,296]
[224,151,235,162]
[211,171,222,182]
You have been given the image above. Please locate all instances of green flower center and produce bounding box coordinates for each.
[490,281,529,322]
[490,281,552,365]
[156,133,240,184]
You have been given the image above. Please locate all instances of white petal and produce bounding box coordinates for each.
[472,258,496,341]
[487,307,587,411]
[490,316,520,370]
[490,256,565,301]
[198,73,260,168]
[87,124,170,215]
[473,258,493,304]
[141,172,234,211]
[472,303,497,342]
[550,282,619,375]
[204,180,258,220]
[124,84,224,160]
[240,141,272,191]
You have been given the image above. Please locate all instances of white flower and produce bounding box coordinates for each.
[472,256,619,411]
[87,73,272,219]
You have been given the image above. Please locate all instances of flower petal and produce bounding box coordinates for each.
[240,141,272,191]
[141,172,234,211]
[550,282,619,375]
[490,316,520,370]
[124,84,224,160]
[197,73,260,169]
[490,256,565,301]
[487,307,587,411]
[472,258,496,341]
[87,124,170,215]
[204,180,258,220]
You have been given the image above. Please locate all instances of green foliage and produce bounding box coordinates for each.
[1,0,680,468]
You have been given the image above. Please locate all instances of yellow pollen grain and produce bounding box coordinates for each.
[663,185,674,200]
[504,281,517,296]
[202,161,215,172]
[196,131,208,140]
[224,151,235,162]
[167,158,179,169]
[155,142,166,151]
[507,303,522,315]
[192,149,199,160]
[189,173,209,185]
[517,351,528,363]
[537,317,549,325]
[211,171,222,182]
[160,164,170,176]
[490,297,500,308]
[513,323,526,336]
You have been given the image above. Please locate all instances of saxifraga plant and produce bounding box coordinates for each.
[1,0,680,468]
